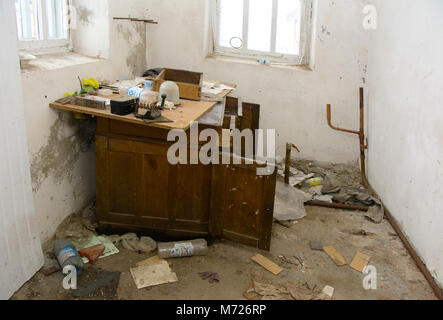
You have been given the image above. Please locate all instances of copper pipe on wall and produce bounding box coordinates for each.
[325,88,443,300]
[327,88,368,186]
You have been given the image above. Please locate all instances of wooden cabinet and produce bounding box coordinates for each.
[96,116,276,250]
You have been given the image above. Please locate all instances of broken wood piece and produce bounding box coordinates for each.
[78,244,106,264]
[250,254,283,275]
[323,246,347,266]
[350,251,371,273]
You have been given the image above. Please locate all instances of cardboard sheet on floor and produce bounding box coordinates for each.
[323,246,347,266]
[250,254,283,275]
[130,258,178,289]
[350,251,371,272]
[135,255,164,267]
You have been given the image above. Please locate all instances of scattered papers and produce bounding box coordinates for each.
[202,81,235,95]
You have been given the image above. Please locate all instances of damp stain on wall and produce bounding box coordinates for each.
[76,6,93,26]
[117,22,147,76]
[30,112,96,193]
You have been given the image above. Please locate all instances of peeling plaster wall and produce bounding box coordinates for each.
[366,0,443,288]
[21,0,150,243]
[144,0,369,163]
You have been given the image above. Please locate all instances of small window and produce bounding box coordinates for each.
[209,0,313,65]
[15,0,69,54]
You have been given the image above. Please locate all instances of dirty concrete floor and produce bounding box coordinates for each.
[12,206,437,300]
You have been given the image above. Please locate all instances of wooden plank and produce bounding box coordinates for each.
[350,251,371,273]
[250,254,283,275]
[323,246,348,266]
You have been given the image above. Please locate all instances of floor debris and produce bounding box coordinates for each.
[350,252,371,273]
[250,254,283,275]
[320,285,335,299]
[42,258,61,276]
[130,258,178,289]
[78,244,105,264]
[323,246,348,266]
[244,282,291,300]
[309,241,324,251]
[273,180,311,221]
[135,255,164,267]
[72,269,120,300]
[278,160,386,219]
[77,236,119,264]
[347,229,376,236]
[108,233,157,253]
[199,272,220,283]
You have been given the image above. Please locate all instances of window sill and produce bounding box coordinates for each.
[204,54,313,72]
[20,51,104,74]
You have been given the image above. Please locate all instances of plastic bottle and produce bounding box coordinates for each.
[157,239,208,259]
[127,86,145,99]
[54,239,84,275]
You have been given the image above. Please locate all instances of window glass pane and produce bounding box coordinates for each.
[276,0,302,55]
[217,0,244,49]
[46,0,66,39]
[16,0,40,40]
[248,0,273,52]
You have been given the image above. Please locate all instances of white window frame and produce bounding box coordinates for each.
[207,0,313,66]
[17,0,70,55]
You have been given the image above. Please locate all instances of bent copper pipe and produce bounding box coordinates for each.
[327,88,368,187]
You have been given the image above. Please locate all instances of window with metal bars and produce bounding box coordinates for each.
[15,0,69,54]
[208,0,313,65]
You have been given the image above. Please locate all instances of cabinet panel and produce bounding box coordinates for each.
[210,162,276,251]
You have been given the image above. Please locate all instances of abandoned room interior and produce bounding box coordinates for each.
[1,0,442,303]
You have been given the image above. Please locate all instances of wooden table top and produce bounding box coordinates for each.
[49,85,235,131]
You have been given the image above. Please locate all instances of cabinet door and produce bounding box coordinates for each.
[96,135,211,237]
[209,162,276,251]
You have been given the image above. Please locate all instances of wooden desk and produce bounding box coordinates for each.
[50,87,276,250]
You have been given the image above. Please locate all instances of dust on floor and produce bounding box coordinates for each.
[12,206,437,300]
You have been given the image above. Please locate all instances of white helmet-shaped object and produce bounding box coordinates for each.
[158,81,180,106]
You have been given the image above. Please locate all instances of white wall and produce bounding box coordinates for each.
[22,0,150,243]
[144,0,369,163]
[0,1,44,299]
[367,0,443,287]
